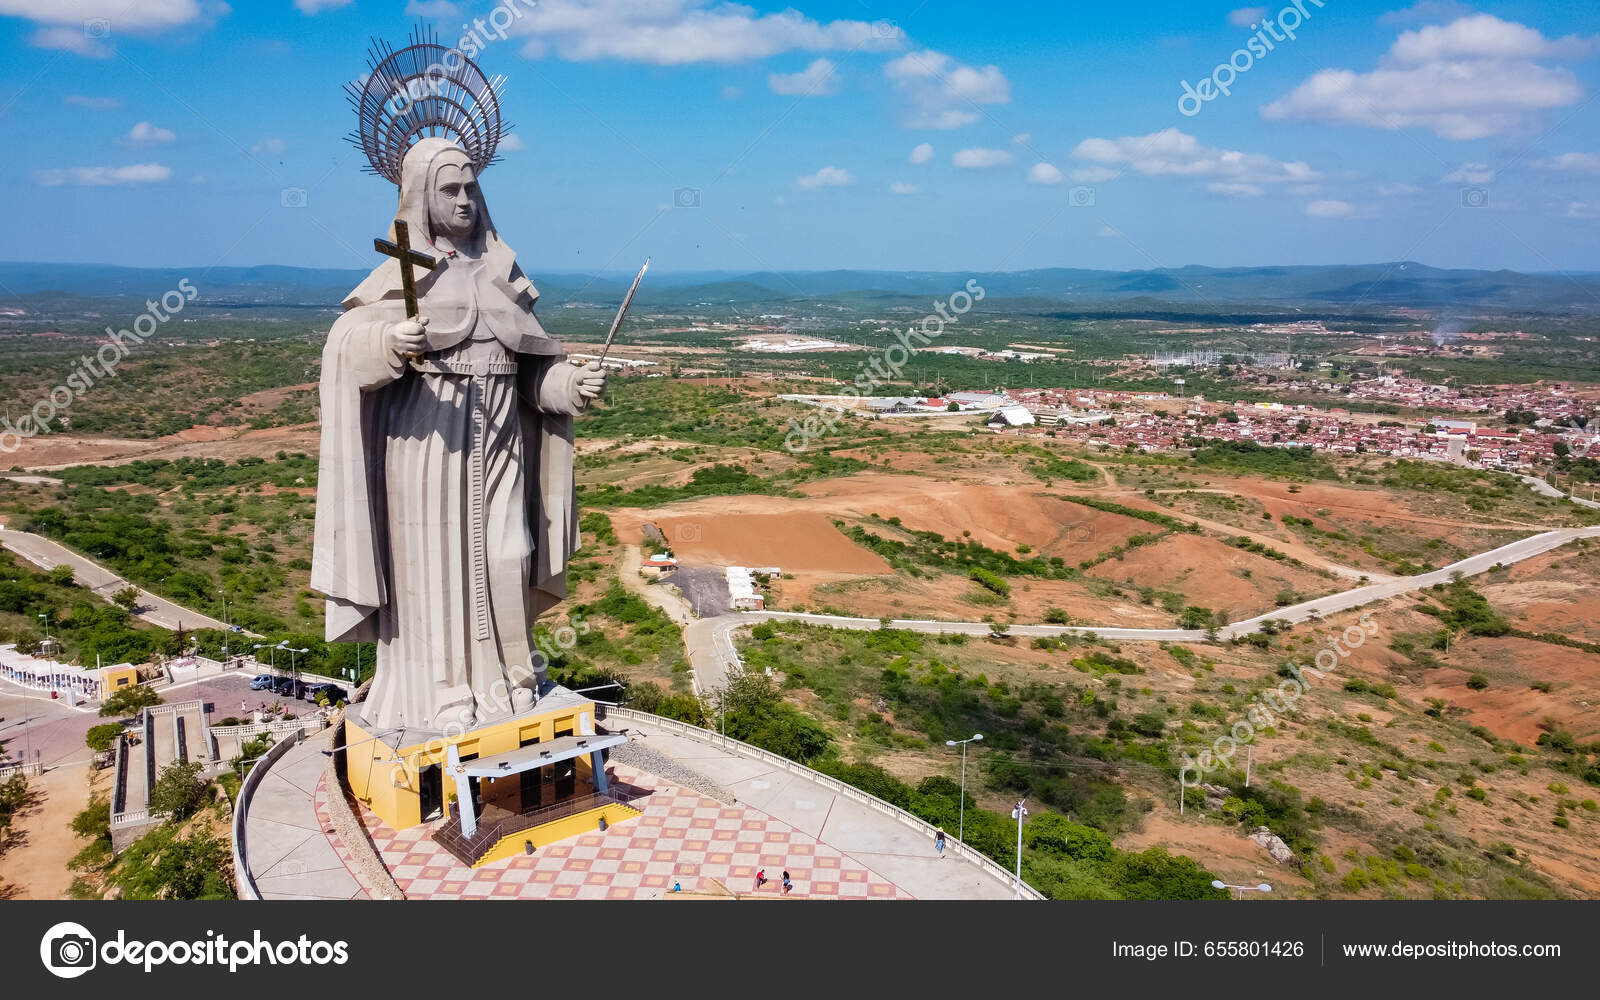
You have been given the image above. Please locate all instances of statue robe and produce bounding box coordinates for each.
[312,199,590,733]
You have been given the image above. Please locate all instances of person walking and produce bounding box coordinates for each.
[782,870,792,894]
[935,828,946,857]
[755,868,767,890]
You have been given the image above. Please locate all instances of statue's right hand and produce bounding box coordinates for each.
[384,317,429,357]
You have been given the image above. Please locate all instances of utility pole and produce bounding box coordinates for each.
[1244,745,1253,788]
[1010,798,1028,899]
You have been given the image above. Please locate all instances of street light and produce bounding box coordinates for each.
[36,613,52,657]
[945,733,983,845]
[1211,879,1272,900]
[253,643,279,670]
[1010,798,1028,899]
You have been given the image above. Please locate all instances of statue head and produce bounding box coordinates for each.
[427,150,479,242]
[395,139,487,250]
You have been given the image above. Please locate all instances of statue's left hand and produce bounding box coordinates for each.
[576,360,608,401]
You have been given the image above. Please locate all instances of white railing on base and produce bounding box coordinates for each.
[111,808,156,828]
[603,705,1046,900]
[146,698,205,717]
[0,760,43,780]
[210,715,325,743]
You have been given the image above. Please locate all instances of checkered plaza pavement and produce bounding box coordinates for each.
[316,765,913,900]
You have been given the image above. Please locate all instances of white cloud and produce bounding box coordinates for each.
[1378,182,1423,196]
[3,0,208,55]
[885,48,1010,129]
[798,165,851,189]
[1208,181,1263,197]
[498,134,526,151]
[953,148,1013,168]
[64,94,120,110]
[506,0,903,66]
[1071,128,1316,186]
[1378,2,1473,27]
[890,181,918,195]
[1306,199,1355,217]
[909,142,934,165]
[404,0,461,16]
[126,121,174,143]
[1027,163,1064,185]
[1071,166,1122,183]
[1228,7,1268,29]
[1566,201,1600,219]
[28,26,111,57]
[1262,14,1596,140]
[1442,162,1493,184]
[1012,132,1031,144]
[1535,152,1600,174]
[252,138,286,155]
[35,163,171,186]
[769,57,838,96]
[295,0,353,12]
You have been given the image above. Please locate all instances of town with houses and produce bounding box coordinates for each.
[802,373,1598,474]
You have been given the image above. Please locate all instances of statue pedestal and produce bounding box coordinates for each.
[341,685,619,837]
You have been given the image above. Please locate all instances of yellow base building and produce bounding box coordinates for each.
[342,686,637,867]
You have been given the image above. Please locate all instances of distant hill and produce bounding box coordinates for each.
[3,261,1598,312]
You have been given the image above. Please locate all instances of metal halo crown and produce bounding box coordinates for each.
[346,22,510,185]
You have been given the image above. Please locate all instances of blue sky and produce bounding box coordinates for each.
[3,0,1599,274]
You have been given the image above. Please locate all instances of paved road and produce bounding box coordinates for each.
[0,528,245,634]
[685,526,1600,690]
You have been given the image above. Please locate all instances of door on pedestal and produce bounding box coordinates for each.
[520,766,542,811]
[419,764,443,821]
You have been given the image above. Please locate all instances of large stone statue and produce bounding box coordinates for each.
[312,133,606,733]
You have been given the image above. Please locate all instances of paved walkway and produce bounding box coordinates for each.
[239,738,368,900]
[241,716,1018,900]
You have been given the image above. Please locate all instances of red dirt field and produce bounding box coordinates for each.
[1087,533,1337,617]
[1419,637,1600,745]
[635,511,892,574]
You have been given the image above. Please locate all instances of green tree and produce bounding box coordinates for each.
[148,760,207,821]
[100,684,162,718]
[85,723,125,752]
[111,587,140,611]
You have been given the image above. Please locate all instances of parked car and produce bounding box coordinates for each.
[271,676,300,697]
[308,684,348,704]
[249,674,276,690]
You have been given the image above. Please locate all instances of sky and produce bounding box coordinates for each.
[2,0,1599,275]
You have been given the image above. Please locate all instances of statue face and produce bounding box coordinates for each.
[429,159,479,241]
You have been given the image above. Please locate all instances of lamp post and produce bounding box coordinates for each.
[1211,879,1272,900]
[286,646,309,682]
[945,733,983,845]
[1010,798,1028,899]
[253,643,278,671]
[36,613,52,658]
[217,589,231,659]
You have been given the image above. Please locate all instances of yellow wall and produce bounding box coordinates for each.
[99,667,138,700]
[344,701,599,833]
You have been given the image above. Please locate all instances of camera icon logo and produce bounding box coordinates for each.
[1461,187,1489,208]
[40,921,97,979]
[872,19,899,39]
[281,187,308,209]
[673,187,700,208]
[1068,186,1096,208]
[675,522,702,542]
[84,18,111,39]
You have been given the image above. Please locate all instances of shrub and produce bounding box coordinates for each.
[148,760,208,821]
[85,723,125,752]
[1466,674,1489,691]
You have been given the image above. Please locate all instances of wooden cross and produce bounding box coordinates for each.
[372,219,436,319]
